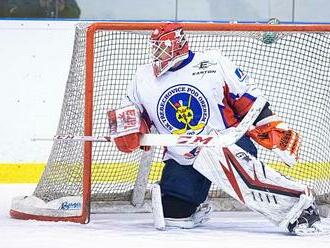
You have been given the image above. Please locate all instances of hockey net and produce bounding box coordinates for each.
[10,22,330,223]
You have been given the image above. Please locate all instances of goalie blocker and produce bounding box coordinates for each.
[108,105,150,153]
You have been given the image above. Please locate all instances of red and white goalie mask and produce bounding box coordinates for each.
[150,23,189,77]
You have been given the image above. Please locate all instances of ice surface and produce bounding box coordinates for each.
[1,184,330,248]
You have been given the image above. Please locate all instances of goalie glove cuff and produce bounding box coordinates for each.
[247,117,300,166]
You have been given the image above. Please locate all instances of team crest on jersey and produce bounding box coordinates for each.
[157,84,209,135]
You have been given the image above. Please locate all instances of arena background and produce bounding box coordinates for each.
[0,0,329,183]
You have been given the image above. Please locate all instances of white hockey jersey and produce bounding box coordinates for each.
[125,50,263,165]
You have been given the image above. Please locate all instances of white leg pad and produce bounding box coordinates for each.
[151,184,166,230]
[193,142,314,228]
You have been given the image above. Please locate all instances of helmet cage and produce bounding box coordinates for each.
[150,27,189,77]
[151,39,174,65]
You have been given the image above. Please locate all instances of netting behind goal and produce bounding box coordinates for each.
[10,23,330,223]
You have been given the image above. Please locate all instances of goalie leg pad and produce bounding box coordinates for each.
[193,142,317,230]
[151,184,166,230]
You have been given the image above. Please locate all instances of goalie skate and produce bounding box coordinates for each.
[165,202,212,229]
[292,221,330,236]
[289,205,330,236]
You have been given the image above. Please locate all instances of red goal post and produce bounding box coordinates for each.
[10,22,330,224]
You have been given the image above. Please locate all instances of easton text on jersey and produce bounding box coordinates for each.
[192,60,217,75]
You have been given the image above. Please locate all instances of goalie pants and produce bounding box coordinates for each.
[159,135,257,205]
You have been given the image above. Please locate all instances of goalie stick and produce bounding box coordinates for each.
[33,96,267,148]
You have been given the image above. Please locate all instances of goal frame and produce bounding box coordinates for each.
[10,22,330,224]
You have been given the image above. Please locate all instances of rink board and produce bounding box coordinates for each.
[0,161,329,183]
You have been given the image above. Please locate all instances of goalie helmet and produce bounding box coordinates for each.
[150,22,189,77]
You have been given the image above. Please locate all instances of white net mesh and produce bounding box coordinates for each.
[33,24,330,211]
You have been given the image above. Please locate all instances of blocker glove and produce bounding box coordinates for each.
[108,105,150,153]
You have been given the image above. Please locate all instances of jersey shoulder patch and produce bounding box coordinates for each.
[234,68,247,82]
